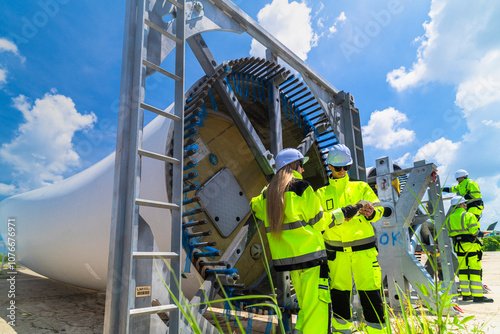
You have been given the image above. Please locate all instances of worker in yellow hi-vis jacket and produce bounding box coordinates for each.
[250,148,360,334]
[443,169,484,220]
[316,144,385,334]
[446,196,493,303]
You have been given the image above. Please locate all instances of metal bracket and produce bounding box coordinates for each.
[373,157,457,311]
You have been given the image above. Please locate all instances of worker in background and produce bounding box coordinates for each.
[250,148,360,334]
[316,144,385,334]
[446,196,493,303]
[443,169,483,220]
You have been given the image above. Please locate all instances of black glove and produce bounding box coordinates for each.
[341,204,362,219]
[442,187,450,193]
[478,231,484,238]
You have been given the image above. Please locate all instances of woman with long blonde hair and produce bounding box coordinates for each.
[251,148,359,333]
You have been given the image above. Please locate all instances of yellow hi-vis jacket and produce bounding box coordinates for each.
[316,175,383,253]
[450,179,483,216]
[250,170,344,272]
[446,207,480,239]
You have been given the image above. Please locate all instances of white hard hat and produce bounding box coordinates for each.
[275,148,309,171]
[327,144,353,166]
[450,196,466,206]
[455,169,468,179]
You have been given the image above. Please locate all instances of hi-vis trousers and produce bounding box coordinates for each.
[291,263,331,334]
[455,241,484,297]
[329,247,385,334]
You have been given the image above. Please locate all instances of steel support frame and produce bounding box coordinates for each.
[296,130,316,157]
[264,49,293,333]
[426,174,457,294]
[169,0,187,331]
[266,49,283,157]
[157,0,357,162]
[373,157,456,310]
[105,0,186,333]
[334,91,365,181]
[187,34,275,175]
[104,0,148,331]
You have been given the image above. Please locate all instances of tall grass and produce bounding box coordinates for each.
[152,191,492,333]
[357,186,490,334]
[152,217,286,334]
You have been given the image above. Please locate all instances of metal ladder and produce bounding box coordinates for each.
[103,0,186,333]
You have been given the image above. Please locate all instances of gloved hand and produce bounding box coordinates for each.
[442,187,450,193]
[341,204,362,219]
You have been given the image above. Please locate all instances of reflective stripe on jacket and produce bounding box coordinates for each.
[250,170,344,272]
[446,207,480,238]
[450,179,483,209]
[316,175,383,249]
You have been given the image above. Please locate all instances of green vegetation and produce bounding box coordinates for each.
[482,236,500,251]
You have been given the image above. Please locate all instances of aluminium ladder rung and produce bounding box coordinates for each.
[133,251,179,259]
[168,0,183,10]
[130,304,178,317]
[141,103,181,122]
[143,60,182,82]
[144,19,182,44]
[135,198,180,210]
[138,148,180,164]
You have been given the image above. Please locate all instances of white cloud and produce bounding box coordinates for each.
[0,38,24,88]
[454,50,500,114]
[250,0,317,60]
[328,12,347,38]
[0,90,97,191]
[362,107,415,149]
[0,38,20,55]
[386,0,500,93]
[483,119,500,128]
[394,152,412,167]
[0,68,6,86]
[315,2,325,17]
[476,175,500,228]
[386,0,500,229]
[413,137,459,177]
[336,12,347,24]
[0,183,19,196]
[317,17,324,28]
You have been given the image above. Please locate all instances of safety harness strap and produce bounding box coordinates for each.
[453,234,477,243]
[459,269,482,276]
[325,241,377,253]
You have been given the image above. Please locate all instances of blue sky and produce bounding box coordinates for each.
[0,0,499,229]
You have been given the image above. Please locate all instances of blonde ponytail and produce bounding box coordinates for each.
[266,164,294,237]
